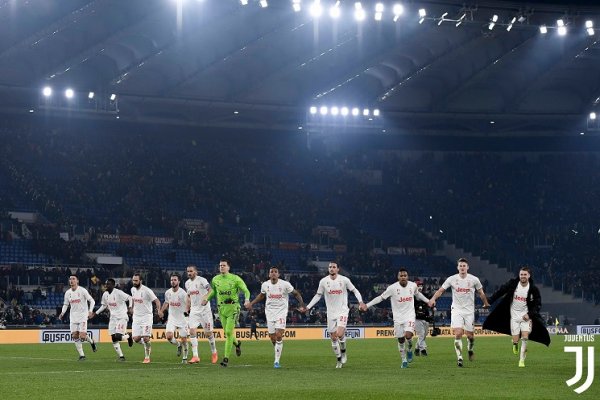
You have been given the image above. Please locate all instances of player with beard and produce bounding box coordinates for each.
[305,262,365,369]
[185,265,218,364]
[160,273,189,363]
[130,273,162,364]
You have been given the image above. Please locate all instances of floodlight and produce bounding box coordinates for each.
[341,107,349,116]
[65,88,74,99]
[240,0,249,5]
[88,91,95,99]
[42,86,52,97]
[354,3,365,21]
[309,1,322,18]
[558,26,567,36]
[418,8,426,24]
[591,112,597,120]
[110,93,117,101]
[319,106,328,115]
[373,109,380,117]
[259,0,268,8]
[330,106,339,116]
[539,25,547,34]
[362,108,370,116]
[586,21,594,36]
[351,107,359,116]
[292,0,301,12]
[329,3,341,19]
[310,106,317,114]
[557,19,564,27]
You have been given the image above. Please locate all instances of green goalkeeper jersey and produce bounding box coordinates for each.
[207,273,250,305]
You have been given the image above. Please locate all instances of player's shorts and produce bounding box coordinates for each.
[393,319,415,338]
[327,311,349,333]
[510,318,532,336]
[108,317,128,335]
[70,320,87,334]
[450,311,475,332]
[132,315,153,337]
[166,319,188,337]
[188,309,214,333]
[266,312,287,334]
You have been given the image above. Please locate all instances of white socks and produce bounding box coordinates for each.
[454,339,463,358]
[274,340,283,363]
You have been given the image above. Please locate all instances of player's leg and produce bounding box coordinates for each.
[71,322,85,359]
[165,320,179,348]
[220,307,240,366]
[405,322,415,362]
[328,318,342,368]
[464,313,475,361]
[178,326,188,362]
[110,318,125,360]
[78,320,96,351]
[451,312,464,366]
[337,313,349,364]
[273,315,286,367]
[140,318,153,363]
[200,310,218,363]
[518,321,531,367]
[395,322,408,368]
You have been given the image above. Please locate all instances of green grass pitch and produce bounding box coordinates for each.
[0,336,596,399]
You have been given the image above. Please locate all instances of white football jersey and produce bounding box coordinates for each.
[376,281,419,322]
[185,277,211,313]
[316,275,362,318]
[63,286,94,323]
[131,285,158,318]
[510,282,529,320]
[262,279,294,320]
[164,287,188,323]
[101,288,131,320]
[442,273,483,315]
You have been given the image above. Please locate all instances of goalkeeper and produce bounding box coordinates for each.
[202,259,250,367]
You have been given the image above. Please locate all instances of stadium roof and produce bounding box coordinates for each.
[1,0,600,136]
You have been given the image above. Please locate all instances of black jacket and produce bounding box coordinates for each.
[483,278,550,346]
[415,290,433,322]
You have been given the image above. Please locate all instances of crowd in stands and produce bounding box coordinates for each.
[0,119,599,333]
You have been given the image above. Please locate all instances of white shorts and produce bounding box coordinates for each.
[70,320,87,334]
[188,310,214,333]
[327,312,349,333]
[393,319,415,337]
[166,319,188,337]
[132,316,153,337]
[450,312,474,332]
[510,318,532,336]
[266,313,287,334]
[108,317,128,335]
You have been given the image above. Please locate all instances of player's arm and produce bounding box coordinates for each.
[477,288,490,308]
[85,289,95,319]
[160,296,169,315]
[428,279,449,307]
[153,294,163,318]
[203,279,216,305]
[291,289,305,311]
[415,291,430,304]
[94,297,107,317]
[247,293,266,310]
[348,281,365,309]
[362,286,391,311]
[59,292,69,320]
[305,281,325,312]
[237,276,251,308]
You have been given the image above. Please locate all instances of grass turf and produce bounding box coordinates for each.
[0,336,596,399]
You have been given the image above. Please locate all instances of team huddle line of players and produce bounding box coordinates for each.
[61,258,550,368]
